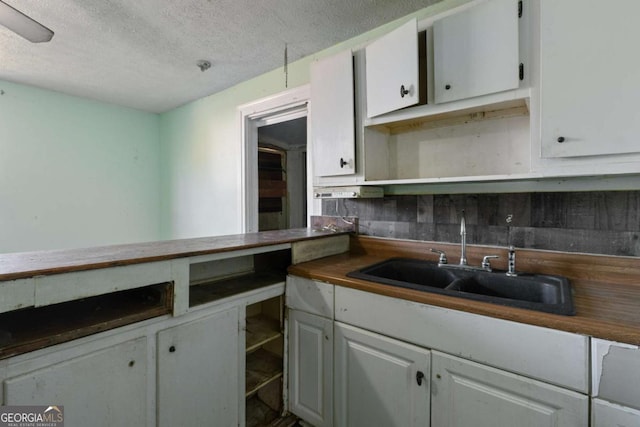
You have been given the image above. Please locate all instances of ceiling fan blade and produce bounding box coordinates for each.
[0,1,54,43]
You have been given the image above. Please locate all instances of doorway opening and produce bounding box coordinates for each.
[240,85,315,233]
[257,117,307,231]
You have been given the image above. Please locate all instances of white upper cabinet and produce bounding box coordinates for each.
[434,0,520,104]
[311,50,356,177]
[366,19,421,118]
[540,0,640,158]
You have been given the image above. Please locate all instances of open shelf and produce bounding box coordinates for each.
[189,272,285,307]
[246,314,282,354]
[246,348,283,398]
[367,98,529,135]
[0,282,173,360]
[246,394,279,426]
[364,88,531,129]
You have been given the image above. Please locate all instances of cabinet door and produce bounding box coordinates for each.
[592,398,640,427]
[434,0,519,104]
[540,0,640,158]
[157,308,239,427]
[288,309,333,427]
[431,351,588,427]
[334,322,430,427]
[366,19,420,117]
[4,337,147,426]
[311,50,355,177]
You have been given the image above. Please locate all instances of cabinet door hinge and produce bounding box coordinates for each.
[519,63,524,81]
[518,1,523,18]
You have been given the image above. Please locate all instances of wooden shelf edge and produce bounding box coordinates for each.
[364,87,531,128]
[246,314,282,353]
[245,348,283,398]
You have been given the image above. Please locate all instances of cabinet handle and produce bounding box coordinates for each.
[445,84,451,90]
[340,158,348,168]
[557,136,565,143]
[416,371,425,386]
[400,84,409,98]
[169,345,176,353]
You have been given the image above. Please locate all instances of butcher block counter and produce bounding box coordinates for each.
[0,228,344,281]
[0,229,349,359]
[288,235,640,346]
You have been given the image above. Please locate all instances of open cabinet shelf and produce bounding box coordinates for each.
[246,348,284,397]
[0,282,172,360]
[246,314,283,353]
[245,296,286,427]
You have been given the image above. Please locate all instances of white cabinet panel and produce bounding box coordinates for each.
[592,399,640,427]
[432,351,588,427]
[540,0,640,158]
[286,275,334,318]
[311,50,356,176]
[4,337,148,427]
[434,0,520,104]
[335,286,589,393]
[288,309,333,427]
[366,19,420,117]
[157,308,239,427]
[334,322,430,427]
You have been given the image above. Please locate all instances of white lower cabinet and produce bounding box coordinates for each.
[592,398,640,427]
[288,309,333,427]
[431,351,588,427]
[157,307,240,427]
[334,322,430,427]
[4,337,148,426]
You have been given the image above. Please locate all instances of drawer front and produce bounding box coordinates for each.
[286,276,334,319]
[0,278,34,314]
[592,398,640,427]
[335,286,589,393]
[34,261,173,307]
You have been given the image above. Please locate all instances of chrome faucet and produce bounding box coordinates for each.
[460,210,467,266]
[430,209,499,272]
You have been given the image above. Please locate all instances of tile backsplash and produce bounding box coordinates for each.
[321,191,640,257]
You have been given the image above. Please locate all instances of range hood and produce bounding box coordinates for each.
[313,186,384,199]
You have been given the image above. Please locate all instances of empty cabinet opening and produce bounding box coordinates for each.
[0,282,173,360]
[364,100,531,181]
[189,249,291,307]
[246,296,285,426]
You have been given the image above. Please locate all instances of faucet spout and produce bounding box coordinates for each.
[460,210,467,265]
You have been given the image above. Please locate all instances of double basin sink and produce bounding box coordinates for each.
[347,258,575,316]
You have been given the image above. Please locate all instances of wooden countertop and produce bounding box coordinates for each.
[0,229,343,281]
[288,235,640,346]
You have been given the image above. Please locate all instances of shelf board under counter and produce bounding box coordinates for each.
[189,272,285,307]
[246,314,282,353]
[245,348,283,398]
[0,282,173,360]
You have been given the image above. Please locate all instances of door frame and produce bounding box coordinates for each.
[238,85,317,233]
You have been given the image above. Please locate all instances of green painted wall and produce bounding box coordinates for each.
[0,0,464,251]
[159,0,463,239]
[0,80,161,253]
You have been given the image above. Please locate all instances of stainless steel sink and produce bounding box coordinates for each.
[347,258,575,316]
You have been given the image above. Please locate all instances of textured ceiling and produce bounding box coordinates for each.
[0,0,442,113]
